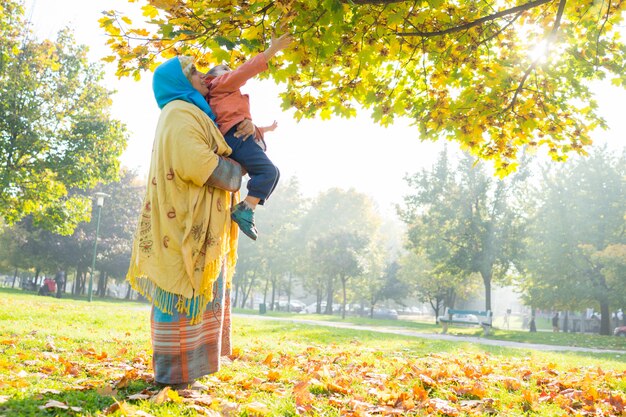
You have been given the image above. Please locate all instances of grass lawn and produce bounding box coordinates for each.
[242,309,626,351]
[1,289,625,416]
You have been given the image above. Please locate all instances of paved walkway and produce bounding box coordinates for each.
[236,314,626,355]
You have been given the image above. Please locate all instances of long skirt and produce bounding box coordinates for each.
[150,276,231,385]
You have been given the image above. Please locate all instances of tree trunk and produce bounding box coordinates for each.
[287,273,292,313]
[599,300,611,335]
[233,282,240,308]
[325,276,334,315]
[341,275,347,319]
[481,269,493,311]
[263,276,269,307]
[529,307,537,332]
[242,275,255,308]
[98,271,107,297]
[125,282,133,299]
[445,288,456,310]
[270,277,276,311]
[316,287,322,314]
[11,267,17,288]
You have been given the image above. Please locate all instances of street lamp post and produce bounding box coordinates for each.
[88,192,109,302]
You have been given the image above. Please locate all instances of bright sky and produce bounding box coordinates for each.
[24,0,626,216]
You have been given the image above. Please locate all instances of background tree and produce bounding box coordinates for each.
[102,0,626,174]
[399,149,527,311]
[299,188,381,314]
[93,170,144,297]
[312,231,369,318]
[352,238,392,318]
[235,178,307,310]
[521,147,626,334]
[397,251,481,320]
[0,1,127,234]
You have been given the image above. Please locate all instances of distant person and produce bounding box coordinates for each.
[552,312,560,332]
[54,269,65,299]
[205,33,293,240]
[503,308,511,330]
[529,317,537,332]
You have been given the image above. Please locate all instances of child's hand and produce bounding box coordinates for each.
[266,120,278,132]
[265,33,293,59]
[271,34,293,52]
[259,121,278,134]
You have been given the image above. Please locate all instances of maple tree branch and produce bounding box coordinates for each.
[595,0,611,68]
[504,0,567,112]
[396,0,553,37]
[477,11,523,46]
[341,0,409,4]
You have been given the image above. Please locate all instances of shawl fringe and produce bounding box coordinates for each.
[127,220,238,325]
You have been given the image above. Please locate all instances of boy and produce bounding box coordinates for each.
[205,33,292,241]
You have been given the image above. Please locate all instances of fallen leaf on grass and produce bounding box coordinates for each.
[8,379,29,388]
[267,369,280,381]
[38,399,82,412]
[134,411,157,417]
[229,346,242,359]
[429,398,459,416]
[96,385,118,396]
[219,400,241,416]
[126,392,151,401]
[412,384,429,402]
[293,379,314,410]
[151,387,171,405]
[115,368,140,388]
[102,399,137,415]
[245,401,270,416]
[187,404,222,416]
[327,380,350,395]
[40,389,61,395]
[0,338,17,346]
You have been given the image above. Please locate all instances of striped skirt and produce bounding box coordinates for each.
[150,277,231,385]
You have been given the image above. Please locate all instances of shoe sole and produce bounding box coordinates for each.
[231,214,258,240]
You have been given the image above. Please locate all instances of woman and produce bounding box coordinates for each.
[126,56,251,390]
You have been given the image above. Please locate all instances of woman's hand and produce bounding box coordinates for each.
[234,119,255,140]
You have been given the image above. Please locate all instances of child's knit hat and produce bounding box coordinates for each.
[178,56,195,83]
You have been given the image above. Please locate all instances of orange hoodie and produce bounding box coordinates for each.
[207,53,268,139]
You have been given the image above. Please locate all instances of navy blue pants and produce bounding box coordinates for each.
[224,128,279,205]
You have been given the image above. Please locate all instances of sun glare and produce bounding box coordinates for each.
[528,40,549,63]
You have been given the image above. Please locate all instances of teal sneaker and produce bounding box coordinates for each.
[231,202,258,241]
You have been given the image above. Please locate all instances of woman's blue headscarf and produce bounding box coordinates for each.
[152,56,216,121]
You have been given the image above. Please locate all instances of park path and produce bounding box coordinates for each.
[236,314,626,355]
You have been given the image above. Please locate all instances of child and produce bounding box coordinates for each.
[205,33,292,241]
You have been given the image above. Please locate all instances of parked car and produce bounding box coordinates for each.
[372,308,399,320]
[300,302,341,314]
[276,299,307,312]
[452,313,478,322]
[614,325,626,337]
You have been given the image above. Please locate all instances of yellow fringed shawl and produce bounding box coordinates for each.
[127,100,239,323]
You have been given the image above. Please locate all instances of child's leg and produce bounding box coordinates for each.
[224,129,279,240]
[225,131,279,205]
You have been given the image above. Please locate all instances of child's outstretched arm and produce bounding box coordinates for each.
[263,34,293,61]
[258,120,278,134]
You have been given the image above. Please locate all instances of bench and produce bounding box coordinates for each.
[439,309,493,336]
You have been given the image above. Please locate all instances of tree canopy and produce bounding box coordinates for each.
[101,0,626,175]
[0,0,127,234]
